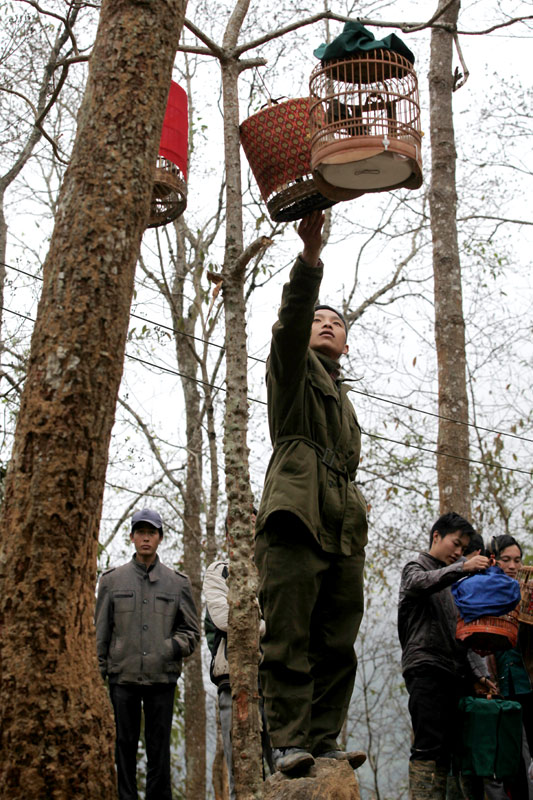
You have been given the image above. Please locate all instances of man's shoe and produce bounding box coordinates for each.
[272,747,315,774]
[318,749,367,770]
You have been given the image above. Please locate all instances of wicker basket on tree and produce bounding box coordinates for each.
[240,97,336,223]
[309,22,423,202]
[147,81,188,228]
[517,565,533,625]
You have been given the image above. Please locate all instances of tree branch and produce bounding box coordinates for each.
[183,17,225,58]
[101,473,168,550]
[118,397,185,491]
[233,235,273,277]
[457,214,533,227]
[457,16,533,36]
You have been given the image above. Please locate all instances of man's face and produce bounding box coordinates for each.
[430,529,470,565]
[309,309,348,360]
[130,523,161,562]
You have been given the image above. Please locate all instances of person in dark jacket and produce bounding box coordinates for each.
[398,511,495,800]
[95,508,200,800]
[255,211,368,776]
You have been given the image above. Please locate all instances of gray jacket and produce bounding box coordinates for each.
[95,555,200,684]
[398,552,486,680]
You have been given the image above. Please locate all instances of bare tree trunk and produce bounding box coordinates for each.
[429,0,471,518]
[170,234,207,800]
[0,1,188,797]
[220,47,263,800]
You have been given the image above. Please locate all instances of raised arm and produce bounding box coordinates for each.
[298,211,324,268]
[401,560,466,598]
[269,212,325,384]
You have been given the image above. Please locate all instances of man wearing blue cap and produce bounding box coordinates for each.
[255,212,368,775]
[95,508,200,800]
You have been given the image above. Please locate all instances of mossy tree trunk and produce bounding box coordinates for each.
[0,0,188,796]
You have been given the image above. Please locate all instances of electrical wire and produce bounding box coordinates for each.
[2,259,532,446]
[0,304,531,479]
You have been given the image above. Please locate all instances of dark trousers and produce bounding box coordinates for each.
[109,682,176,800]
[404,665,468,769]
[255,513,365,753]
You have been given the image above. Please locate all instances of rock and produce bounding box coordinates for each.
[263,757,361,800]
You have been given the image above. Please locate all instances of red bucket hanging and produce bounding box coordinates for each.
[147,81,188,228]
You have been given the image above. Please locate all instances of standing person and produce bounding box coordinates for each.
[203,519,273,799]
[254,211,368,775]
[398,511,495,800]
[95,508,200,800]
[486,535,533,800]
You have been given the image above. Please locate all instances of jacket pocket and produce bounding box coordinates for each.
[112,590,135,613]
[155,593,178,615]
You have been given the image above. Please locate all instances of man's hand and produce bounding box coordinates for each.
[462,554,490,572]
[297,210,325,268]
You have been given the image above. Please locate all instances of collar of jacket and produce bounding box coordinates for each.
[314,350,342,382]
[419,551,466,570]
[132,553,161,581]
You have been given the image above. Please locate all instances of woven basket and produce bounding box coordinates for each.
[517,565,533,625]
[309,50,422,200]
[240,98,336,222]
[147,157,187,228]
[456,608,519,656]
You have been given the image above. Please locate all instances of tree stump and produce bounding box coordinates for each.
[263,758,361,800]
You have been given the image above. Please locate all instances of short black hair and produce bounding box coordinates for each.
[429,511,476,549]
[464,532,485,557]
[490,534,523,559]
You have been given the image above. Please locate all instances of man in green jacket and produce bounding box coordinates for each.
[255,211,368,775]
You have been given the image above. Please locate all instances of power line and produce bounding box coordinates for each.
[348,387,533,445]
[2,260,533,446]
[365,431,532,477]
[1,262,267,363]
[0,304,530,479]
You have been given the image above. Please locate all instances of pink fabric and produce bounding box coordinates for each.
[159,81,188,179]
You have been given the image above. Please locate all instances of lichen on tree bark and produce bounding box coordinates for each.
[0,0,188,796]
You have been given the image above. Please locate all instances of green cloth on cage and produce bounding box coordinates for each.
[314,21,415,65]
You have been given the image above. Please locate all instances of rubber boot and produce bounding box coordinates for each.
[409,760,447,800]
[446,775,463,800]
[456,774,484,800]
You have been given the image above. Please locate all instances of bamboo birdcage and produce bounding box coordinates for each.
[309,50,423,200]
[147,157,187,228]
[147,82,188,228]
[517,565,533,625]
[240,98,336,222]
[456,608,519,656]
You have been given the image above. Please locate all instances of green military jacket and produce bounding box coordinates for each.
[255,256,368,556]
